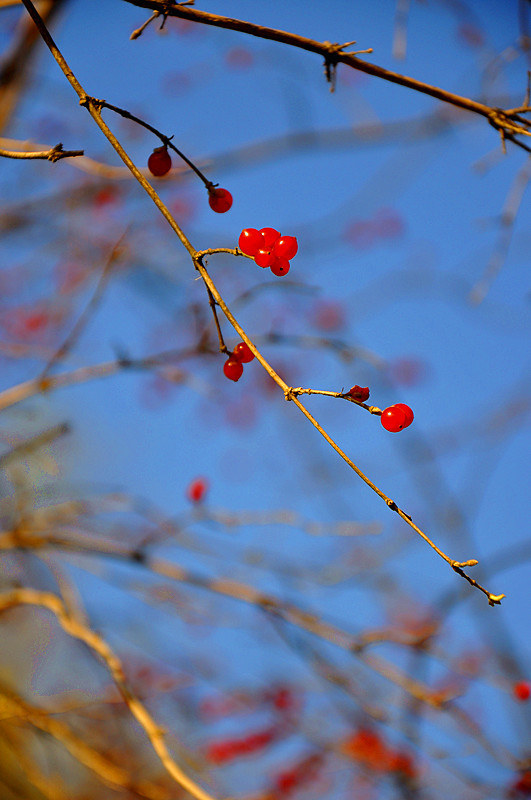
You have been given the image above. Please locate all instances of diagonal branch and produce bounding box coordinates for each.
[18,0,505,604]
[122,0,531,150]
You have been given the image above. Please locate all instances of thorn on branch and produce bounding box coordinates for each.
[323,40,374,92]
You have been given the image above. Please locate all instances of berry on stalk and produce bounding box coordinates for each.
[273,235,298,260]
[148,146,172,177]
[233,342,254,363]
[208,187,233,213]
[381,404,414,432]
[254,249,276,268]
[393,403,414,426]
[238,228,261,256]
[270,256,290,276]
[258,227,281,249]
[223,357,243,382]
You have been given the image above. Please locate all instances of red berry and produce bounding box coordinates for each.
[238,228,261,256]
[148,147,172,177]
[233,342,254,363]
[270,256,290,277]
[393,403,414,426]
[258,227,280,249]
[273,235,298,260]
[208,187,233,213]
[223,357,243,382]
[187,477,208,503]
[254,249,275,268]
[381,404,412,432]
[347,385,370,402]
[513,681,530,702]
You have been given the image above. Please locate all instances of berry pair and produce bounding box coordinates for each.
[147,147,233,213]
[223,341,255,382]
[238,228,298,276]
[381,403,414,432]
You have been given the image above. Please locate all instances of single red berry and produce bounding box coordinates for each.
[254,249,275,268]
[208,187,233,213]
[270,256,290,277]
[273,235,298,260]
[238,228,261,256]
[187,477,208,503]
[233,342,254,363]
[258,227,281,249]
[223,357,243,382]
[148,146,172,177]
[393,403,414,426]
[513,681,530,702]
[347,385,370,402]
[381,404,410,432]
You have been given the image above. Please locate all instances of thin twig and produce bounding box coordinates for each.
[40,230,128,380]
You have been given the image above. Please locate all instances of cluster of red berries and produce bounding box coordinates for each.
[147,147,233,213]
[347,387,414,433]
[223,341,255,382]
[238,228,298,276]
[381,403,414,432]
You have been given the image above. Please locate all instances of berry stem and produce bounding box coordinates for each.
[287,386,382,415]
[194,257,503,604]
[205,287,229,355]
[85,97,216,189]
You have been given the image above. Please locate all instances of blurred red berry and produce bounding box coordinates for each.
[223,357,244,382]
[148,146,172,177]
[509,771,531,797]
[225,46,254,69]
[187,477,208,503]
[513,681,530,702]
[208,187,232,213]
[311,299,345,331]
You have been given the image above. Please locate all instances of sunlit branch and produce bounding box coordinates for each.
[0,589,219,800]
[0,142,83,161]
[123,0,531,151]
